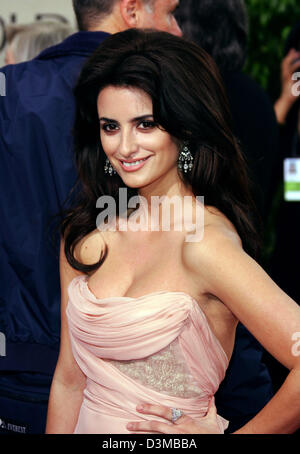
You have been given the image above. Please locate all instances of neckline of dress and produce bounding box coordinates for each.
[86,276,199,305]
[76,275,229,364]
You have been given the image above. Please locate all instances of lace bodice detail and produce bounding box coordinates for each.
[106,338,204,398]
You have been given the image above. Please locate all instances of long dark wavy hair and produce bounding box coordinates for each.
[175,0,249,73]
[61,28,260,273]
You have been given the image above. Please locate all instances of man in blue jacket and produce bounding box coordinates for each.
[0,0,182,434]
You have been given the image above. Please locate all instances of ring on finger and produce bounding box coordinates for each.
[171,408,183,423]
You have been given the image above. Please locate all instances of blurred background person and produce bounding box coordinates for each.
[4,21,74,65]
[268,21,300,393]
[274,22,300,129]
[175,0,278,432]
[176,0,279,224]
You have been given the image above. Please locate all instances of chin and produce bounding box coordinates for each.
[120,174,153,189]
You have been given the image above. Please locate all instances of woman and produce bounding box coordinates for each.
[45,29,300,434]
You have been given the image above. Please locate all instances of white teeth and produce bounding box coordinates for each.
[122,158,147,167]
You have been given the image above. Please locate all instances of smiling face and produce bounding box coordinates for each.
[97,85,180,192]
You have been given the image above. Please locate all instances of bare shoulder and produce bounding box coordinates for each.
[182,206,243,277]
[204,205,241,240]
[203,206,242,249]
[74,229,111,266]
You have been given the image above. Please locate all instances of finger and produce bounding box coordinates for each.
[283,50,300,73]
[136,403,173,421]
[286,49,300,62]
[172,414,191,426]
[206,397,217,418]
[127,420,183,434]
[137,403,190,426]
[291,60,300,74]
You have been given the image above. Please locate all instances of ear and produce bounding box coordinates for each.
[120,0,145,28]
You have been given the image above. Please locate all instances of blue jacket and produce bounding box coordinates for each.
[0,31,109,373]
[0,30,273,430]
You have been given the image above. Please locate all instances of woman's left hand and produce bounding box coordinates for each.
[126,398,223,434]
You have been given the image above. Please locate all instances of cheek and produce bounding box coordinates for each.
[148,131,179,155]
[100,133,119,154]
[158,138,179,166]
[138,133,161,149]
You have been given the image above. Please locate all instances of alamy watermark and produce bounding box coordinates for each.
[0,72,6,97]
[96,189,204,242]
[292,72,300,97]
[291,332,300,357]
[0,331,6,357]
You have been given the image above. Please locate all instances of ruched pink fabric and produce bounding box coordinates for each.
[66,275,229,434]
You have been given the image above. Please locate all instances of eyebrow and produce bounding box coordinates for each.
[99,115,154,123]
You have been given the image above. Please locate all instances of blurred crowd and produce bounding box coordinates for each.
[4,21,74,64]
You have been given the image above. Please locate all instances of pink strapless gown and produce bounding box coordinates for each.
[66,275,229,434]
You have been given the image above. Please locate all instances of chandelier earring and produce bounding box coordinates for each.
[178,142,194,173]
[104,157,117,176]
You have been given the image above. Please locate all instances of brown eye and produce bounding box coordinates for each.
[138,121,157,130]
[102,123,119,132]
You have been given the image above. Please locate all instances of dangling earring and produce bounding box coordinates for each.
[104,157,116,176]
[178,142,194,173]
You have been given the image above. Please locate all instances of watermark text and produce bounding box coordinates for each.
[0,72,6,97]
[96,190,204,242]
[0,331,6,357]
[291,332,300,357]
[292,72,300,97]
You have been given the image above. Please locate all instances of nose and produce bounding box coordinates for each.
[119,129,138,159]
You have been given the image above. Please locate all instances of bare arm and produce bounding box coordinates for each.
[45,239,86,434]
[128,226,300,434]
[191,227,300,434]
